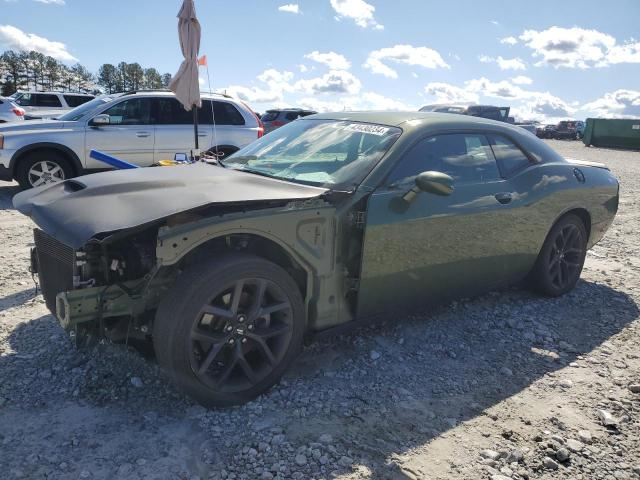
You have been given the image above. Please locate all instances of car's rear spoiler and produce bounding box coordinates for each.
[566,158,610,171]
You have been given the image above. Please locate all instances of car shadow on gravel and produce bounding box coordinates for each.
[0,184,20,210]
[282,280,640,477]
[0,280,637,479]
[0,287,37,313]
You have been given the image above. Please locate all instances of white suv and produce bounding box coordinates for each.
[11,91,95,119]
[0,91,264,188]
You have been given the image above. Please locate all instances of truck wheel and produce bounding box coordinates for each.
[16,152,73,189]
[529,214,587,297]
[153,254,305,408]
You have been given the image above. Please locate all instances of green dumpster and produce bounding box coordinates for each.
[583,118,640,150]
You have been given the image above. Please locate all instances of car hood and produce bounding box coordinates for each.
[0,118,71,132]
[13,163,328,248]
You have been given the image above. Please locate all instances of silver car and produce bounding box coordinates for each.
[0,91,264,188]
[11,91,95,120]
[0,97,25,123]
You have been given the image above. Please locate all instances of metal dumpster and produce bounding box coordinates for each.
[583,118,640,150]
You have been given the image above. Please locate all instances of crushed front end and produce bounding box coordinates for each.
[31,227,173,341]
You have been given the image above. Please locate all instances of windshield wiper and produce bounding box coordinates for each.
[233,167,279,180]
[220,155,257,166]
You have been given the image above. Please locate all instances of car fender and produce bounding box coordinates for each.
[10,142,83,176]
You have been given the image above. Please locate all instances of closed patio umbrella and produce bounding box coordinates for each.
[169,0,202,160]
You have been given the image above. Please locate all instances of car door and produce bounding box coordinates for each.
[153,98,212,161]
[357,132,518,318]
[85,97,155,168]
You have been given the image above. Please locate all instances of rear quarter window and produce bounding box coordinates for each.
[487,134,532,176]
[212,101,245,126]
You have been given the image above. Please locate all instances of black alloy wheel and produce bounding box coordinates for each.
[530,214,587,296]
[154,255,304,407]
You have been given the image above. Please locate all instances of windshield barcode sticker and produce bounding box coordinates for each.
[338,123,390,136]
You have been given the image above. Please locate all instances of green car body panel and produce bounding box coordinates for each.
[16,112,619,336]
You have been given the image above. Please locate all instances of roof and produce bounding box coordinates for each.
[14,91,93,96]
[121,90,233,100]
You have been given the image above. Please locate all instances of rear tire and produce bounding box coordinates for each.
[153,254,305,408]
[16,152,74,189]
[530,214,588,296]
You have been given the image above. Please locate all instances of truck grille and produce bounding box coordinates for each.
[33,229,75,314]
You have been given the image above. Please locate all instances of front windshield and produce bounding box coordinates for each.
[223,119,401,189]
[57,97,114,121]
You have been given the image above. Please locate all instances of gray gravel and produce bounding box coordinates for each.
[0,140,639,479]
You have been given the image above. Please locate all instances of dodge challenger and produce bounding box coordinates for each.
[13,112,619,407]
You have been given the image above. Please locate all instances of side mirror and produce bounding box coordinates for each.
[89,114,110,126]
[415,171,454,196]
[401,171,454,204]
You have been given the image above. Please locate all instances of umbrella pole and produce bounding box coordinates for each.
[193,106,200,162]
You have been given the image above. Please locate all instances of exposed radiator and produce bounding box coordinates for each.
[33,229,75,315]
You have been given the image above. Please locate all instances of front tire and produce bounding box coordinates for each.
[530,214,588,296]
[153,254,305,408]
[16,152,73,189]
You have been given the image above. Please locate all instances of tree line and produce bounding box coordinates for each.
[0,49,173,97]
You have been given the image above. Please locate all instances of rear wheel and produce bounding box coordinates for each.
[530,214,588,296]
[153,254,305,407]
[16,152,73,189]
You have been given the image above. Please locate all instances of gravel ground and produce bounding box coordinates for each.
[0,140,639,480]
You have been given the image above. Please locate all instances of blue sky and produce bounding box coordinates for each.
[1,0,639,121]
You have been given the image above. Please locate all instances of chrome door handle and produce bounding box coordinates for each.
[198,133,209,137]
[136,132,150,138]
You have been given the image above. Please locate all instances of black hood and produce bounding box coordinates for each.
[13,163,327,248]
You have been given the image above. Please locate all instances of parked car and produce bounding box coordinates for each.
[536,124,557,139]
[420,104,537,135]
[550,120,583,140]
[0,97,25,123]
[261,108,317,133]
[420,104,511,122]
[11,91,95,119]
[14,112,619,407]
[0,90,263,188]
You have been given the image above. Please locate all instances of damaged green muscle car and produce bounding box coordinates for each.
[14,112,619,407]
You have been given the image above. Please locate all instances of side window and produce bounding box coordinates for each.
[389,133,501,185]
[15,93,35,107]
[64,95,92,108]
[37,94,63,108]
[156,98,213,125]
[212,101,245,126]
[487,134,531,177]
[156,98,191,125]
[102,98,152,125]
[285,112,299,121]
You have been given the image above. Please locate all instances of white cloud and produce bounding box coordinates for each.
[581,89,640,118]
[607,41,640,64]
[304,51,351,70]
[330,0,383,30]
[35,0,65,4]
[424,82,479,104]
[500,36,518,46]
[479,55,526,70]
[278,3,299,14]
[298,91,413,112]
[490,20,499,26]
[298,64,308,73]
[510,75,533,85]
[364,44,449,79]
[0,24,76,61]
[423,77,574,122]
[519,26,616,68]
[294,69,361,95]
[223,69,294,104]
